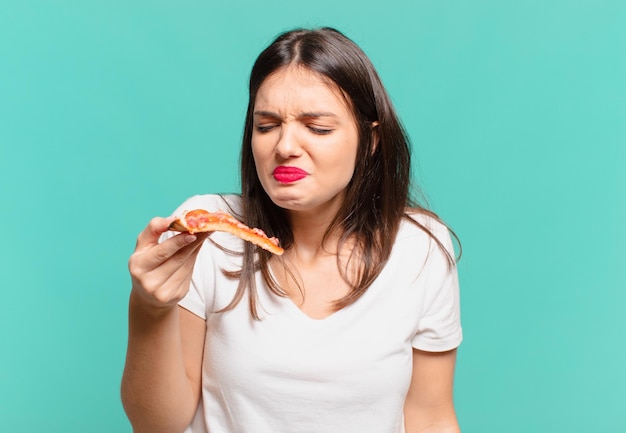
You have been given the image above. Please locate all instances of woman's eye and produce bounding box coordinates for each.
[256,125,276,133]
[308,126,333,135]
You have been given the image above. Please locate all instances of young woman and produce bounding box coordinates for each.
[122,27,462,433]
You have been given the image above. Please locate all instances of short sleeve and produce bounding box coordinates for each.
[411,223,463,352]
[178,252,211,320]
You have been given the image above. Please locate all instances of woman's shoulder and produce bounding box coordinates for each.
[397,208,457,260]
[400,208,449,239]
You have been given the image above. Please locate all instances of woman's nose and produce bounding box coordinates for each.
[275,124,302,158]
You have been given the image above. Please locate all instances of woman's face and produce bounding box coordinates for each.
[251,66,359,217]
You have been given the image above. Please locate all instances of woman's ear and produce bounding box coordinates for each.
[370,121,380,153]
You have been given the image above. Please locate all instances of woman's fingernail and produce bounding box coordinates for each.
[185,234,197,243]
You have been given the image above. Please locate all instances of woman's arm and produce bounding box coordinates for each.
[121,217,208,433]
[404,348,460,433]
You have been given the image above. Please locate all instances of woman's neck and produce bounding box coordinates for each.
[287,211,338,261]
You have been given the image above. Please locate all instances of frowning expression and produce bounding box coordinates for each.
[251,66,359,216]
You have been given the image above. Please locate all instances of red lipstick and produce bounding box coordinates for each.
[273,166,307,183]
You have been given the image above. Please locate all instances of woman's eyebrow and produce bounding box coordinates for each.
[253,110,279,117]
[253,111,337,118]
[299,111,337,119]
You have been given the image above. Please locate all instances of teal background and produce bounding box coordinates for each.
[1,1,624,431]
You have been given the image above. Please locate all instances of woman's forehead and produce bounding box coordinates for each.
[255,65,354,115]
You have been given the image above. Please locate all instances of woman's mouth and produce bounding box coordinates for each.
[272,166,308,183]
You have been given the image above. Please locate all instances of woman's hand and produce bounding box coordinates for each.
[128,216,210,311]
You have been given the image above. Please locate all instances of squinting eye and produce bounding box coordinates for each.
[256,125,276,133]
[308,126,333,135]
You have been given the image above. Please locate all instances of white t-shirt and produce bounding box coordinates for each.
[168,194,462,433]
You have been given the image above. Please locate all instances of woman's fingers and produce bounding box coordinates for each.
[144,233,200,270]
[148,240,207,305]
[132,215,204,267]
[129,217,211,309]
[134,216,177,251]
[133,234,206,289]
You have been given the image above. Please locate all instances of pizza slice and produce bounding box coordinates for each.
[169,209,284,255]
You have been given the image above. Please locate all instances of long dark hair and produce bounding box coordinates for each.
[221,27,457,319]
